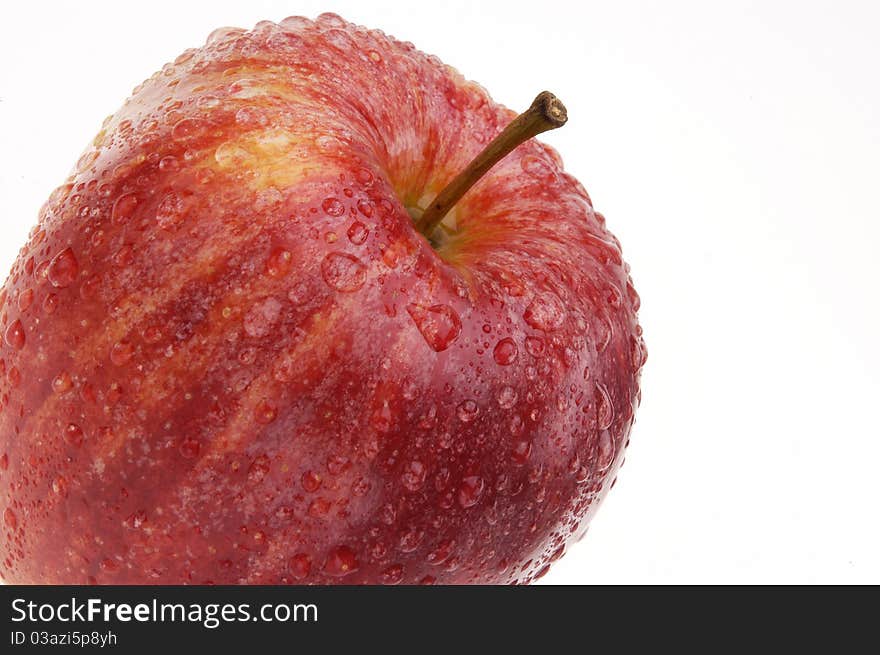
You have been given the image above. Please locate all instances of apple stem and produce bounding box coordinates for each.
[415,91,568,239]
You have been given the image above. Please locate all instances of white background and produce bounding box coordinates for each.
[1,1,878,584]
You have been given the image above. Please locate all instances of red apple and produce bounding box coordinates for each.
[0,13,645,584]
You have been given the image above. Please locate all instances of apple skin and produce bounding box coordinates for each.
[0,13,645,584]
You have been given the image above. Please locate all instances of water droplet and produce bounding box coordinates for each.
[110,341,134,366]
[357,199,374,217]
[247,454,271,484]
[18,288,34,312]
[43,293,59,314]
[321,197,345,217]
[52,371,73,394]
[3,507,17,530]
[179,437,200,458]
[596,316,613,352]
[156,192,185,230]
[64,423,84,447]
[289,553,312,580]
[354,167,374,186]
[347,221,369,245]
[399,528,424,553]
[234,106,269,126]
[301,470,322,493]
[427,539,455,565]
[5,320,25,350]
[321,252,366,292]
[493,337,518,365]
[511,440,532,465]
[52,476,69,496]
[143,326,163,344]
[456,399,479,423]
[524,336,545,357]
[254,400,277,424]
[458,476,485,508]
[595,382,615,430]
[308,498,331,517]
[265,248,292,277]
[324,545,359,577]
[172,117,207,141]
[159,156,179,172]
[401,460,426,491]
[48,248,79,288]
[244,297,283,338]
[497,385,518,409]
[596,430,615,471]
[524,293,566,331]
[381,564,404,585]
[214,141,252,168]
[407,304,461,352]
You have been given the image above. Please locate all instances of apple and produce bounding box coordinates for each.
[0,13,645,584]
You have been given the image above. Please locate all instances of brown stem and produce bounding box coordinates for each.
[415,91,568,238]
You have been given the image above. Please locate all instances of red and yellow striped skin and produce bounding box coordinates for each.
[0,14,644,584]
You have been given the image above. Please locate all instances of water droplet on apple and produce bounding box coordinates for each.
[5,320,25,350]
[179,438,200,459]
[301,470,322,492]
[406,304,461,352]
[111,193,139,224]
[381,564,404,585]
[213,142,248,170]
[321,252,366,292]
[110,341,134,366]
[524,293,566,332]
[497,385,518,409]
[511,440,532,465]
[595,382,615,430]
[156,191,185,230]
[458,476,485,508]
[324,28,355,51]
[524,336,545,357]
[316,12,346,28]
[64,423,84,447]
[254,400,277,424]
[289,553,312,580]
[596,316,613,352]
[172,117,207,141]
[322,197,345,217]
[308,498,331,517]
[48,248,79,288]
[265,248,292,277]
[17,288,34,312]
[456,399,479,422]
[427,539,455,565]
[52,371,73,394]
[3,507,17,530]
[596,430,615,472]
[493,337,518,365]
[347,221,369,245]
[324,545,359,577]
[159,156,180,172]
[401,460,427,491]
[354,167,374,186]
